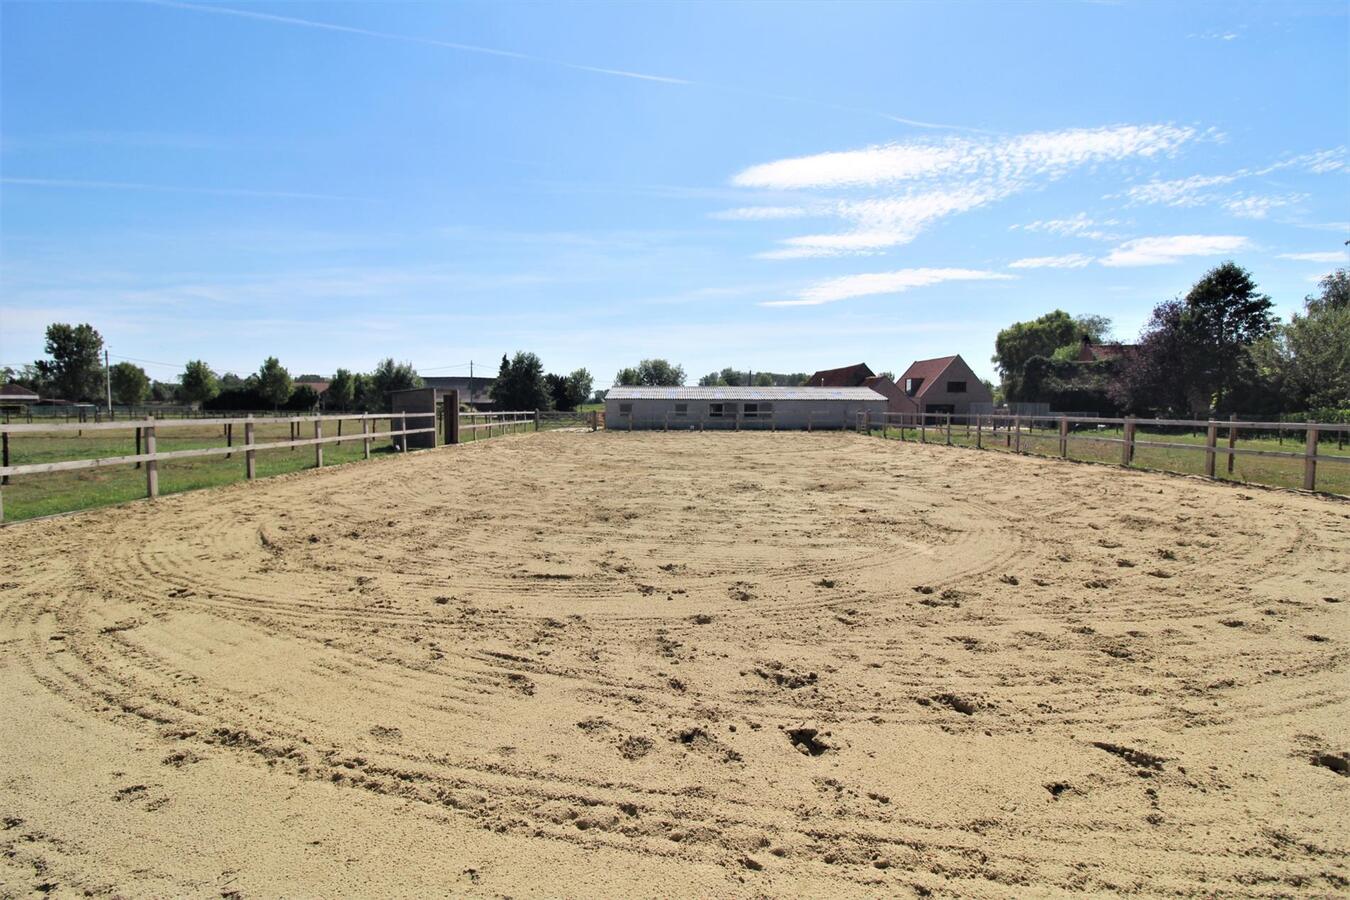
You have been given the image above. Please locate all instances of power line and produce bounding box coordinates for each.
[109,353,183,370]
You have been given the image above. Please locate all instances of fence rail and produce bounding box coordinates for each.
[857,411,1350,495]
[0,409,558,523]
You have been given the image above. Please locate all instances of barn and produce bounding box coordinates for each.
[605,385,886,430]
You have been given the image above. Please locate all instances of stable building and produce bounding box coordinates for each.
[605,385,886,430]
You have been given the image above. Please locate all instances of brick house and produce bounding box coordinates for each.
[896,355,992,415]
[861,374,918,414]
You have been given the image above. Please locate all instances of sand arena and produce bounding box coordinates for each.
[1,431,1346,897]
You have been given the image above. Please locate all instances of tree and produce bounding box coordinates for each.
[366,359,422,412]
[1112,263,1275,416]
[1256,268,1350,411]
[991,311,1078,399]
[566,368,594,409]
[753,372,775,387]
[490,352,550,410]
[615,359,685,386]
[327,368,358,411]
[37,323,104,401]
[2,363,49,395]
[109,362,150,406]
[992,311,1113,398]
[545,373,571,410]
[256,357,293,410]
[180,360,219,406]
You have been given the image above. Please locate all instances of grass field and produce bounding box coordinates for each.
[0,416,542,523]
[869,421,1350,495]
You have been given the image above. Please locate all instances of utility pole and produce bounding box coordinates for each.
[105,349,113,415]
[469,360,473,379]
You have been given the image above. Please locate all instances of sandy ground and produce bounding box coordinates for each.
[1,431,1346,898]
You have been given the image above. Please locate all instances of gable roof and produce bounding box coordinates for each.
[0,382,39,399]
[293,379,330,394]
[897,356,958,398]
[807,363,874,387]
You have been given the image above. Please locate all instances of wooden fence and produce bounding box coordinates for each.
[858,411,1350,494]
[0,409,549,523]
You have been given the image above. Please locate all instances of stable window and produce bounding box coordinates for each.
[743,403,774,419]
[674,403,688,417]
[709,403,737,418]
[947,380,967,393]
[619,403,632,416]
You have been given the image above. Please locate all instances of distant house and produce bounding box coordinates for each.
[421,376,497,409]
[896,355,992,416]
[0,382,39,413]
[807,362,875,387]
[1075,338,1136,363]
[861,374,917,415]
[293,379,330,397]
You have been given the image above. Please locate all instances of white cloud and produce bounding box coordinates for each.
[1121,173,1237,207]
[1011,213,1122,240]
[733,124,1196,191]
[761,188,997,257]
[1223,193,1306,219]
[729,124,1195,260]
[709,206,813,221]
[1008,254,1094,269]
[1100,235,1251,267]
[1119,148,1345,210]
[1278,251,1348,263]
[763,267,1013,307]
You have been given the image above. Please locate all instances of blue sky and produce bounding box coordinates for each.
[2,0,1347,385]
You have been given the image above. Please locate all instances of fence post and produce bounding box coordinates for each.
[144,420,158,499]
[946,414,952,446]
[920,415,927,443]
[591,411,597,432]
[245,416,257,479]
[314,419,323,467]
[1,432,8,486]
[1304,424,1319,491]
[1058,416,1068,458]
[400,412,407,450]
[444,391,461,445]
[1227,414,1237,475]
[975,416,982,449]
[1204,420,1218,478]
[535,410,541,432]
[1014,415,1022,453]
[1121,418,1135,467]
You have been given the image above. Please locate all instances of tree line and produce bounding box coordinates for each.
[4,324,422,412]
[992,263,1349,420]
[610,360,813,388]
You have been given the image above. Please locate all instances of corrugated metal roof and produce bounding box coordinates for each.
[606,386,885,401]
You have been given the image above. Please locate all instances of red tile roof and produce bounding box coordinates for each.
[1075,340,1136,363]
[897,356,957,398]
[807,363,874,387]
